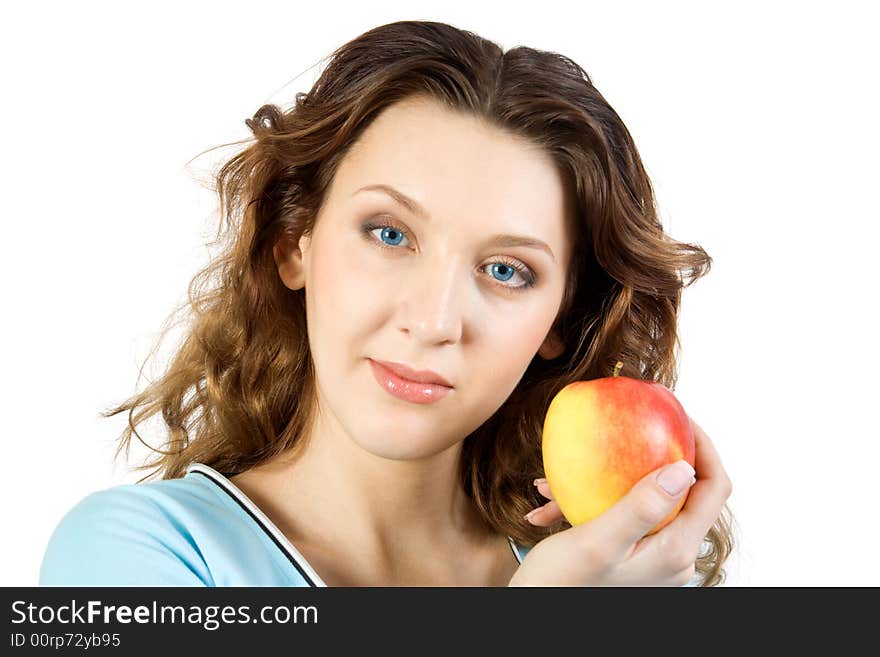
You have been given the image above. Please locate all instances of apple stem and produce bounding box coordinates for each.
[613,361,623,377]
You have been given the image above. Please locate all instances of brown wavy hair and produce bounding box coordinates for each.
[104,20,736,586]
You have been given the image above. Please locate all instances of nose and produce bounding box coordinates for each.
[398,254,465,346]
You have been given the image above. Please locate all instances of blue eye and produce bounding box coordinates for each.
[378,226,406,247]
[490,262,516,282]
[361,220,537,291]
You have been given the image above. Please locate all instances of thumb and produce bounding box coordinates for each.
[579,460,696,559]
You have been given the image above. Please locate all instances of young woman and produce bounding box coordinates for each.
[39,20,734,587]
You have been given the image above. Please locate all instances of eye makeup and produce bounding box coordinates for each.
[359,217,538,292]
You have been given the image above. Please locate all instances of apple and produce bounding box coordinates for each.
[541,361,695,535]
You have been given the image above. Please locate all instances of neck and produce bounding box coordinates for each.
[246,402,494,572]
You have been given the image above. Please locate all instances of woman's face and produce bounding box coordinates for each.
[276,95,574,460]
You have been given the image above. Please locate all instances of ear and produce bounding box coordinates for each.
[273,232,311,291]
[537,329,565,360]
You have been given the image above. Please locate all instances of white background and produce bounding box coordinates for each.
[2,1,877,587]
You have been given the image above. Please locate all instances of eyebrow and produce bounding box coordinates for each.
[353,183,556,263]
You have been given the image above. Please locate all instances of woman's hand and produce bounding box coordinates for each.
[509,416,732,586]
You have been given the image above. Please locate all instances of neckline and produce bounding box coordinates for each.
[185,462,523,587]
[187,462,327,586]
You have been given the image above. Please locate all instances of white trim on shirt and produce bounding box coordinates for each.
[187,462,328,587]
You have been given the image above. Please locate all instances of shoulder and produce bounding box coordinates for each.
[39,477,219,586]
[40,471,314,587]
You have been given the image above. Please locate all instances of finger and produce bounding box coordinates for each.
[625,419,731,575]
[534,479,553,500]
[575,459,696,560]
[524,499,564,526]
[664,417,732,540]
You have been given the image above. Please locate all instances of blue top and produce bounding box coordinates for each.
[38,463,529,587]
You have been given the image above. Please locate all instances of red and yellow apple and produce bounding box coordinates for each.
[541,362,695,535]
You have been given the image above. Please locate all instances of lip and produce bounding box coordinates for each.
[368,359,452,404]
[369,359,453,387]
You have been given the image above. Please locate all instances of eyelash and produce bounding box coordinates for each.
[360,219,537,292]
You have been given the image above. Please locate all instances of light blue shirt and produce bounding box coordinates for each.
[39,463,528,586]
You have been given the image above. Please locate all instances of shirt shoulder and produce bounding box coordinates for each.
[39,474,308,587]
[513,541,531,565]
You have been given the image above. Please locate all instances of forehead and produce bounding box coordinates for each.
[330,96,573,258]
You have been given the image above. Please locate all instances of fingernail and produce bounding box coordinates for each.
[657,460,696,496]
[533,478,547,487]
[524,509,540,522]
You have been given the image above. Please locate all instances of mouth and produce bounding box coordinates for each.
[369,359,453,387]
[368,359,453,405]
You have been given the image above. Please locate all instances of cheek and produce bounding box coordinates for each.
[498,315,555,368]
[481,281,561,354]
[305,233,381,359]
[469,305,559,401]
[313,227,391,296]
[311,231,419,338]
[311,239,363,309]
